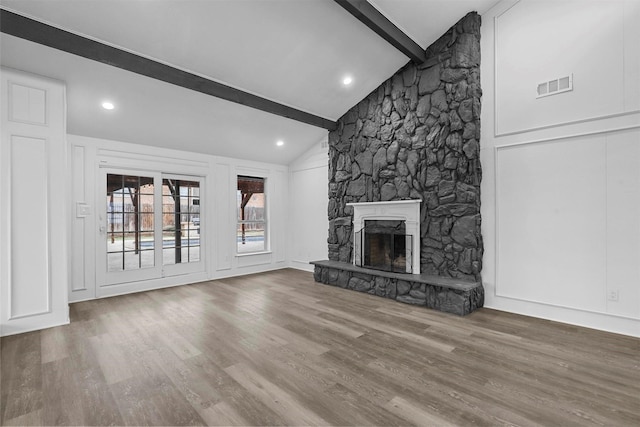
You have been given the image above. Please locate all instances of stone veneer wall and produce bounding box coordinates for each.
[328,12,483,281]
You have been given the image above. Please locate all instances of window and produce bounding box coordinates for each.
[237,175,266,253]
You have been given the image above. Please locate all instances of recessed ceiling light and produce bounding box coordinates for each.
[343,76,353,86]
[276,140,284,147]
[102,101,115,110]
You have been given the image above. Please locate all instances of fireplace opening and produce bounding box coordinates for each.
[355,220,413,273]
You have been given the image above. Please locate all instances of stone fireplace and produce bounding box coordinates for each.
[349,200,421,274]
[312,11,484,316]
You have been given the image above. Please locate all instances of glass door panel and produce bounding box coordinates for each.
[99,170,203,289]
[106,174,156,271]
[101,170,162,287]
[162,178,201,265]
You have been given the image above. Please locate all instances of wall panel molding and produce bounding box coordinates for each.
[481,0,640,337]
[9,82,47,126]
[495,110,640,139]
[215,163,232,271]
[8,81,47,126]
[71,144,87,292]
[494,0,638,136]
[9,135,51,319]
[494,119,640,150]
[97,148,210,172]
[274,169,287,264]
[494,136,606,311]
[494,128,640,320]
[1,67,69,336]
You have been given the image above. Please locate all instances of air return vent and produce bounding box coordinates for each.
[537,74,573,98]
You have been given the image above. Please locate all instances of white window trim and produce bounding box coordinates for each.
[236,174,269,255]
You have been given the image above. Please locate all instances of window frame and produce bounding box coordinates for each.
[236,174,269,255]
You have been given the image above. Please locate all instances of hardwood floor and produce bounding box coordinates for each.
[1,268,639,426]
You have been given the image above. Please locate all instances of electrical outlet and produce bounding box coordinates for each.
[607,290,619,302]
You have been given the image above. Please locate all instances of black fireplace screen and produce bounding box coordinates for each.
[354,220,413,273]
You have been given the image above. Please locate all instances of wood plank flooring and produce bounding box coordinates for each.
[1,268,639,426]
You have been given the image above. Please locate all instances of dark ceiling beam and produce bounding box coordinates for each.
[334,0,426,63]
[0,9,337,131]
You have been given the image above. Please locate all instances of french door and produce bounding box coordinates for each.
[98,168,203,290]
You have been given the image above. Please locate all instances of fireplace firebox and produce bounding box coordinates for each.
[355,220,413,273]
[347,200,422,275]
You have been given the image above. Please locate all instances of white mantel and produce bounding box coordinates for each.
[347,199,421,274]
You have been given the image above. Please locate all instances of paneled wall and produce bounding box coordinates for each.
[0,67,69,336]
[288,139,329,272]
[0,70,293,333]
[481,0,640,336]
[68,135,290,303]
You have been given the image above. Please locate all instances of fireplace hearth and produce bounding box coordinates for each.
[315,12,484,316]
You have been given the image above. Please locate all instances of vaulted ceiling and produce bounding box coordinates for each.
[0,0,498,164]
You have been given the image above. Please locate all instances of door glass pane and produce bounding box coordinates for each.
[124,250,140,270]
[189,246,200,262]
[107,253,122,272]
[107,173,155,272]
[161,178,201,265]
[163,248,176,265]
[140,212,154,232]
[140,249,155,269]
[140,231,154,250]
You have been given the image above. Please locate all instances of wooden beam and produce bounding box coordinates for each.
[423,52,452,69]
[334,0,426,63]
[0,9,338,131]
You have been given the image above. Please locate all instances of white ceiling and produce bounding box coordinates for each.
[0,0,498,164]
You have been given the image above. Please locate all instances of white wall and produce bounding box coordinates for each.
[481,0,640,337]
[1,68,70,336]
[288,139,329,272]
[0,67,314,335]
[68,134,290,303]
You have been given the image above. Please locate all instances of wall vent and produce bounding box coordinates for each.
[537,74,573,98]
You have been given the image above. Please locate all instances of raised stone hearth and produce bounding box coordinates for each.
[311,260,483,316]
[327,12,483,282]
[319,12,484,315]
